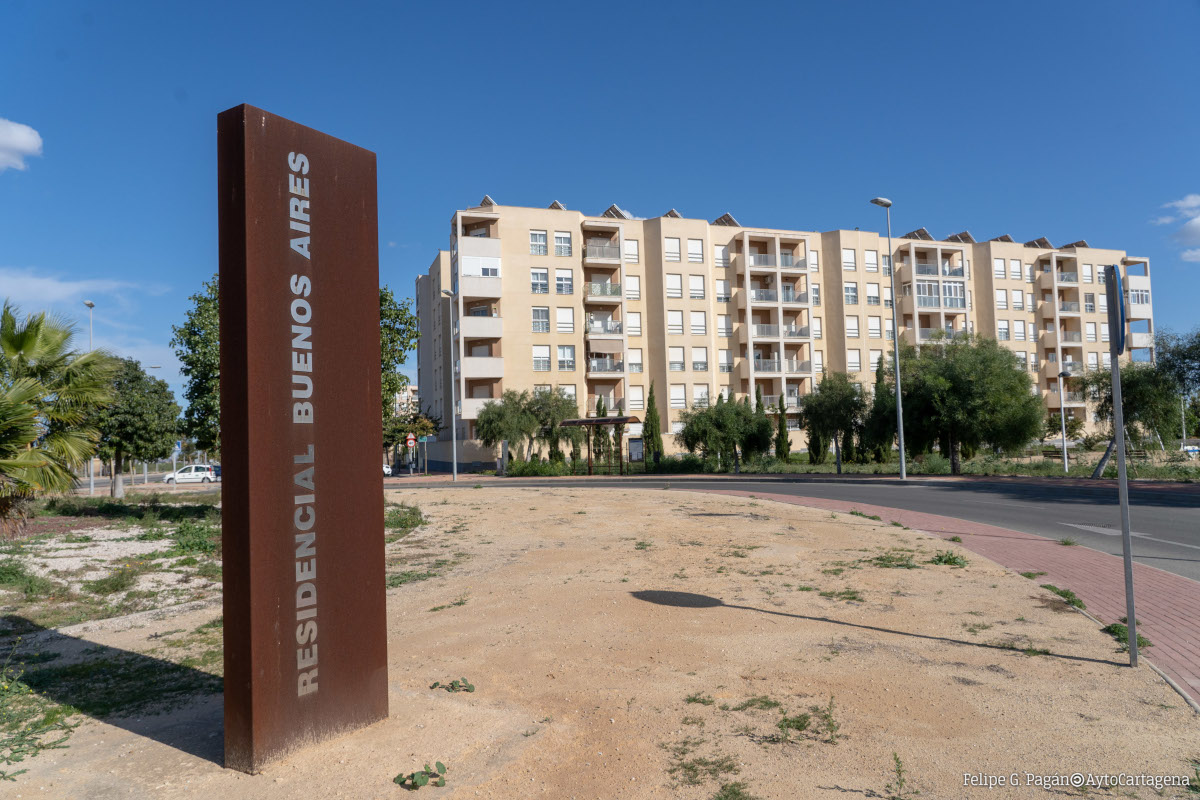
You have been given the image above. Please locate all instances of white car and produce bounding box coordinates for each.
[164,464,218,484]
[383,463,392,476]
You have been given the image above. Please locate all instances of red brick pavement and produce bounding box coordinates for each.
[697,488,1200,709]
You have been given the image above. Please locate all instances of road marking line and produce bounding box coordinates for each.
[1062,523,1200,552]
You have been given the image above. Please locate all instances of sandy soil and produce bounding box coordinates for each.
[10,487,1199,799]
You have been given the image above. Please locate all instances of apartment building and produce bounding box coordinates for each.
[415,197,1154,463]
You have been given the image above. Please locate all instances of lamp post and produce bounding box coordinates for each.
[1058,370,1071,473]
[440,289,459,482]
[870,198,906,480]
[83,300,96,495]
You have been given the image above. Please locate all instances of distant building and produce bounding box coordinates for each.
[392,384,418,416]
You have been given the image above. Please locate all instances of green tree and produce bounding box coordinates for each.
[862,357,895,463]
[379,286,420,420]
[0,303,113,530]
[1156,328,1200,440]
[90,358,181,498]
[742,396,774,463]
[1043,412,1085,444]
[383,408,441,468]
[1081,362,1181,448]
[774,407,790,461]
[475,390,538,461]
[528,387,581,462]
[676,394,772,472]
[801,372,865,474]
[612,400,627,474]
[643,382,664,465]
[593,396,611,467]
[898,335,1043,473]
[170,276,220,454]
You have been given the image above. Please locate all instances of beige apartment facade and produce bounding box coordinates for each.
[415,198,1154,467]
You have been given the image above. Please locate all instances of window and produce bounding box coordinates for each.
[845,316,860,338]
[556,307,574,333]
[529,230,548,256]
[847,349,861,372]
[812,317,822,339]
[1101,323,1110,343]
[994,289,1008,309]
[844,282,859,305]
[532,307,549,333]
[842,248,856,270]
[1016,351,1028,370]
[1085,322,1097,342]
[557,344,575,371]
[865,250,878,272]
[998,320,1010,340]
[687,238,703,263]
[627,311,642,335]
[629,385,645,410]
[626,274,640,300]
[554,231,572,257]
[533,345,551,371]
[693,347,708,371]
[881,253,890,276]
[667,310,684,335]
[993,258,1005,279]
[866,283,880,306]
[1083,264,1094,283]
[943,283,965,308]
[811,285,821,306]
[1129,288,1150,305]
[814,350,824,373]
[870,349,884,371]
[689,275,705,299]
[555,268,573,294]
[665,237,681,262]
[1084,293,1095,313]
[715,279,731,302]
[719,349,733,373]
[1099,293,1108,313]
[1031,351,1039,370]
[665,274,682,298]
[669,421,684,434]
[460,255,501,277]
[1014,320,1026,341]
[560,384,576,399]
[1011,289,1023,310]
[1025,264,1034,283]
[690,311,707,335]
[693,384,710,406]
[668,346,685,371]
[1097,267,1108,285]
[916,281,939,307]
[624,239,640,263]
[713,243,729,267]
[1086,351,1098,369]
[1009,259,1021,280]
[868,316,882,338]
[718,314,732,336]
[531,268,549,294]
[628,348,643,373]
[1027,292,1034,310]
[670,384,686,409]
[1103,352,1112,369]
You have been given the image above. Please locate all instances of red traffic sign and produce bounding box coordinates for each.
[405,434,416,447]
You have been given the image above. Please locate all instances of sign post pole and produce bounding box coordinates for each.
[1106,265,1138,668]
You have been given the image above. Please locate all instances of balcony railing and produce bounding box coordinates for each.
[716,294,731,302]
[585,282,622,297]
[761,394,781,408]
[588,358,624,373]
[784,359,811,373]
[557,359,576,371]
[749,254,776,267]
[719,362,733,373]
[531,283,549,294]
[1057,272,1079,283]
[629,362,643,373]
[717,327,733,337]
[533,358,551,372]
[1065,391,1085,402]
[1061,331,1082,342]
[754,359,781,372]
[752,324,779,337]
[750,289,778,302]
[917,296,941,307]
[532,320,550,333]
[693,396,711,408]
[780,254,797,267]
[585,244,620,259]
[692,361,709,371]
[585,319,622,334]
[1063,361,1086,375]
[783,325,810,338]
[781,289,809,303]
[783,395,802,409]
[942,265,965,278]
[1060,301,1081,313]
[943,297,966,309]
[669,361,685,371]
[915,263,939,276]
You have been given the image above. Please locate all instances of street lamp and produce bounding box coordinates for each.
[870,197,907,480]
[440,289,459,482]
[83,300,96,494]
[1057,370,1071,473]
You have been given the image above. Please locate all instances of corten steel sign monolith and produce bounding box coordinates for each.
[218,104,388,773]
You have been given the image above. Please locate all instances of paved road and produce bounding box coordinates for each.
[396,475,1200,583]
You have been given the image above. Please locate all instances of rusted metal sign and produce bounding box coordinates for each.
[218,104,388,773]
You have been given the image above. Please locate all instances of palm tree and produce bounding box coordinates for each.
[0,302,113,533]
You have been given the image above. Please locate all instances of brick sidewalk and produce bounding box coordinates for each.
[696,488,1200,709]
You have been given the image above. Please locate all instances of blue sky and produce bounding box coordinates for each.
[3,0,1198,402]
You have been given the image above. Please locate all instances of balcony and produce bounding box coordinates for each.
[915,263,939,276]
[1060,301,1081,314]
[719,362,734,373]
[692,361,709,371]
[587,358,624,375]
[1060,330,1082,343]
[761,394,781,409]
[669,361,685,372]
[583,243,621,264]
[584,282,622,303]
[586,396,624,416]
[752,323,779,337]
[943,297,966,309]
[458,356,504,379]
[781,289,809,303]
[942,265,965,278]
[456,315,503,339]
[750,289,778,303]
[1057,272,1079,284]
[585,319,623,336]
[1064,391,1086,404]
[459,275,502,299]
[1130,331,1154,349]
[753,358,782,373]
[748,254,776,268]
[458,397,493,420]
[1062,361,1086,376]
[784,359,812,373]
[916,296,941,308]
[780,254,805,271]
[783,325,810,338]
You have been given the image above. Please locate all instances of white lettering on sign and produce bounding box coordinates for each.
[289,152,318,697]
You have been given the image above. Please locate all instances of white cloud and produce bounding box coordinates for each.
[1151,215,1176,225]
[1164,194,1200,214]
[1182,249,1200,263]
[387,241,397,248]
[0,118,43,172]
[0,267,139,308]
[1174,215,1200,246]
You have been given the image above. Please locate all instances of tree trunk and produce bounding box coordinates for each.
[1091,435,1117,479]
[950,436,961,475]
[111,452,125,499]
[833,433,842,475]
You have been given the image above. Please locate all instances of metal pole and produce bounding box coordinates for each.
[450,297,458,482]
[1060,408,1069,473]
[1110,355,1139,667]
[87,303,95,496]
[885,206,907,480]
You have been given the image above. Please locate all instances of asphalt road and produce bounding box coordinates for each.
[409,475,1200,583]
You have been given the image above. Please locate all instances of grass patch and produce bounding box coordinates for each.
[1040,584,1086,610]
[0,643,78,781]
[868,552,919,570]
[169,519,220,557]
[1058,537,1078,547]
[40,495,218,523]
[82,564,144,596]
[684,693,715,706]
[1101,619,1152,651]
[711,784,760,800]
[0,560,63,602]
[948,535,962,543]
[776,712,810,736]
[849,510,882,521]
[384,503,424,542]
[1019,571,1046,580]
[927,551,969,567]
[385,570,438,588]
[819,588,863,602]
[730,695,781,712]
[634,540,653,551]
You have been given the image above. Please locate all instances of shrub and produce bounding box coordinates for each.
[913,453,951,475]
[505,458,569,477]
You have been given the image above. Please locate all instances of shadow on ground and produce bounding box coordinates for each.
[2,616,224,764]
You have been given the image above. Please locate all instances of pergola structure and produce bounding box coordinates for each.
[558,416,641,475]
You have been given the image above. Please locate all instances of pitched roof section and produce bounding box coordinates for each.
[602,204,632,220]
[478,194,496,207]
[663,208,682,218]
[1024,237,1053,249]
[1060,239,1090,249]
[547,200,567,210]
[945,231,976,244]
[989,234,1016,243]
[712,212,741,227]
[900,227,935,241]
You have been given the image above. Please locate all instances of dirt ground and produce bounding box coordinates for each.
[8,487,1199,799]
